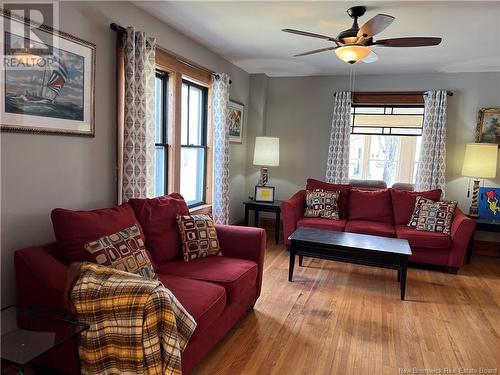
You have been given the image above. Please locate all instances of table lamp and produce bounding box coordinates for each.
[253,136,280,186]
[461,143,498,216]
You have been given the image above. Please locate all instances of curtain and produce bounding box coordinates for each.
[117,27,156,203]
[212,73,231,224]
[415,90,447,192]
[325,91,352,184]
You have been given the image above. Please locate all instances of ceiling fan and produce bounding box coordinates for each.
[282,6,442,64]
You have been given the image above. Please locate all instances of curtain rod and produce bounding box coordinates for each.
[110,23,231,85]
[335,91,453,96]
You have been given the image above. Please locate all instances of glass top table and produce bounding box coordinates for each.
[1,305,88,371]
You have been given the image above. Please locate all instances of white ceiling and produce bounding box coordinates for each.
[135,1,500,76]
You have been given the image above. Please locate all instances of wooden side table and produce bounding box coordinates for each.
[243,200,282,244]
[465,216,500,264]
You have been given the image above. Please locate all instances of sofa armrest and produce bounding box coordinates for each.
[281,190,306,246]
[448,208,476,267]
[15,244,69,310]
[215,224,266,298]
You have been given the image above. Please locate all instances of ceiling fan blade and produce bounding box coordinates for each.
[375,37,442,47]
[282,28,338,42]
[294,46,337,57]
[362,51,378,63]
[357,14,395,38]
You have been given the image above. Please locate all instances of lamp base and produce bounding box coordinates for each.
[468,179,480,217]
[259,167,269,186]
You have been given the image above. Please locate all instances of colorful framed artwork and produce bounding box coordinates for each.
[476,108,500,146]
[227,100,244,143]
[478,187,500,219]
[255,185,275,203]
[1,9,95,136]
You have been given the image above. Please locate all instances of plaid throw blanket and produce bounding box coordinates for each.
[67,263,196,375]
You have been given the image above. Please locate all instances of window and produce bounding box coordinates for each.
[349,105,424,185]
[180,79,208,207]
[155,71,168,196]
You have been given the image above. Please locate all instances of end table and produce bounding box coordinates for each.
[1,305,88,374]
[243,200,282,244]
[465,216,500,264]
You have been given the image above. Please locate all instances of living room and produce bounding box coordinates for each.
[1,1,499,374]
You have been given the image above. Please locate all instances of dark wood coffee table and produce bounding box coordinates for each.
[288,227,412,300]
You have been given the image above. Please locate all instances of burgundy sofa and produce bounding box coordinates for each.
[282,179,476,273]
[14,194,266,374]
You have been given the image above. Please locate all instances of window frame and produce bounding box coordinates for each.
[181,79,209,208]
[155,70,169,196]
[349,103,424,185]
[155,47,214,214]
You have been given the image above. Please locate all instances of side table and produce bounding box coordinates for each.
[243,200,282,244]
[465,216,500,264]
[1,305,88,374]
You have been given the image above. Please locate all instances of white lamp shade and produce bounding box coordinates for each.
[253,137,280,167]
[461,143,498,178]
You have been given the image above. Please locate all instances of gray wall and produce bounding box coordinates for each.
[258,72,500,211]
[1,1,249,306]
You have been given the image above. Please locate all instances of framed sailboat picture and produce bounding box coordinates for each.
[1,9,95,136]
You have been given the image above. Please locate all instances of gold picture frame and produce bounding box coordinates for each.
[475,108,500,146]
[1,8,96,136]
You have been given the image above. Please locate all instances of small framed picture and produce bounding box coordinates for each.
[227,100,244,143]
[255,185,275,203]
[476,108,500,145]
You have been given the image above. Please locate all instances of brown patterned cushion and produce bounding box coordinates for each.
[304,189,340,220]
[407,197,457,234]
[84,224,156,278]
[177,214,222,262]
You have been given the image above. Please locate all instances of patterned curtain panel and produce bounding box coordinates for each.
[120,27,156,202]
[415,90,447,193]
[212,73,231,224]
[325,91,352,184]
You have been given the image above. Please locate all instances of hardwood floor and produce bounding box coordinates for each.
[192,238,500,375]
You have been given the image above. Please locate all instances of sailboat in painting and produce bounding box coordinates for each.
[23,55,69,103]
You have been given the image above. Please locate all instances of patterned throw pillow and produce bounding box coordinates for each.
[407,197,457,234]
[84,224,156,278]
[177,214,222,262]
[304,189,340,220]
[407,196,433,228]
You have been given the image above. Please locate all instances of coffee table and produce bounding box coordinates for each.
[288,227,412,300]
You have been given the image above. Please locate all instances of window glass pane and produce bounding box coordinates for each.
[349,160,362,179]
[369,136,399,161]
[188,86,203,145]
[367,161,397,186]
[180,147,205,206]
[181,83,188,145]
[354,106,385,114]
[352,127,382,134]
[392,107,424,115]
[349,135,364,159]
[155,77,163,143]
[155,146,166,197]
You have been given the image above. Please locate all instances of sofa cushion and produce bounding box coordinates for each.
[157,274,226,337]
[395,225,451,249]
[51,204,143,265]
[390,188,442,225]
[345,220,396,237]
[84,224,156,278]
[129,193,190,264]
[157,257,258,303]
[348,189,393,224]
[297,217,347,232]
[306,179,351,219]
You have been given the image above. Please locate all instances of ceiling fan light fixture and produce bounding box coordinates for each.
[335,45,371,64]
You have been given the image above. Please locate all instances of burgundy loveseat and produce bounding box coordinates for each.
[14,193,266,374]
[282,179,476,273]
